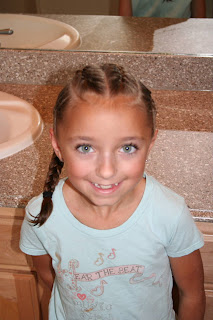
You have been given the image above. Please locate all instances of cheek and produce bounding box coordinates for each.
[64,158,91,178]
[121,158,145,178]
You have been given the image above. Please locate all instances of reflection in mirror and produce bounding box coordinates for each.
[0,14,81,50]
[0,0,212,54]
[0,0,212,17]
[0,0,119,15]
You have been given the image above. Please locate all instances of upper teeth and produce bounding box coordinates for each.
[94,183,118,189]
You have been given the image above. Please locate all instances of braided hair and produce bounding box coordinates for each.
[32,63,156,226]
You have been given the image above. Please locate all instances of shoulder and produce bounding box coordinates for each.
[145,175,203,252]
[25,194,43,219]
[145,174,189,233]
[147,174,185,212]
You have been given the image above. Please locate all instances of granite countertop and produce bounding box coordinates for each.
[0,83,212,222]
[41,15,213,55]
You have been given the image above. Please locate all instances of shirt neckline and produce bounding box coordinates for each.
[55,173,153,238]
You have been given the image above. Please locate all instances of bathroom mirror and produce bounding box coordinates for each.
[0,0,212,56]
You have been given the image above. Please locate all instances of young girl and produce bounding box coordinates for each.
[20,64,205,320]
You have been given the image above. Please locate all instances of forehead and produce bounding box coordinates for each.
[57,95,152,139]
[66,93,146,117]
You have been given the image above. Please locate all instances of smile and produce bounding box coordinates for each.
[92,183,119,190]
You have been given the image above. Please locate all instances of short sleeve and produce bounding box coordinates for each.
[166,203,204,257]
[19,202,48,256]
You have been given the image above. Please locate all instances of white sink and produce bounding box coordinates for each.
[0,14,80,50]
[0,91,43,159]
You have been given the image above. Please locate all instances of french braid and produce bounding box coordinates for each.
[31,152,63,226]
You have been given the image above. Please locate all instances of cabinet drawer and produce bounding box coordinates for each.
[200,235,213,285]
[0,271,40,320]
[0,208,31,268]
[196,222,213,286]
[204,289,213,320]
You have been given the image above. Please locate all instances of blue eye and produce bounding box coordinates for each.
[121,145,137,154]
[77,145,93,153]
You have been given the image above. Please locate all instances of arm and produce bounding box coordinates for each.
[170,250,205,320]
[119,0,133,16]
[32,254,55,291]
[191,0,206,18]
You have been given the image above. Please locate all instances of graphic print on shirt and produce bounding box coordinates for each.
[94,253,105,266]
[56,248,162,319]
[107,248,116,260]
[94,249,116,266]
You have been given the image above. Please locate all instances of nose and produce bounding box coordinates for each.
[96,153,117,180]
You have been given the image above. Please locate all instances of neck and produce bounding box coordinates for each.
[62,177,146,229]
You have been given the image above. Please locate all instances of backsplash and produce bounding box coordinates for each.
[0,49,212,91]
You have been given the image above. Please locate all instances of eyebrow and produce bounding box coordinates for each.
[69,136,145,142]
[69,136,94,141]
[119,136,145,141]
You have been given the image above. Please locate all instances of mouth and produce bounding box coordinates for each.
[91,182,119,190]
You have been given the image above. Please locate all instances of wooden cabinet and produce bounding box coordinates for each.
[0,207,50,320]
[196,222,213,320]
[0,207,212,320]
[0,272,40,320]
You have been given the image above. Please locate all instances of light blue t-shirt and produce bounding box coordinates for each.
[132,0,192,18]
[20,174,203,320]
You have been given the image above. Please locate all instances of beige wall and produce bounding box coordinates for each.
[0,0,119,15]
[0,0,212,18]
[36,0,119,15]
[0,0,37,13]
[37,0,118,15]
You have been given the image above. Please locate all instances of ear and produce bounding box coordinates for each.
[147,129,158,155]
[49,128,63,162]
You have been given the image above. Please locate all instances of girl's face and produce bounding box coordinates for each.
[51,95,157,211]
